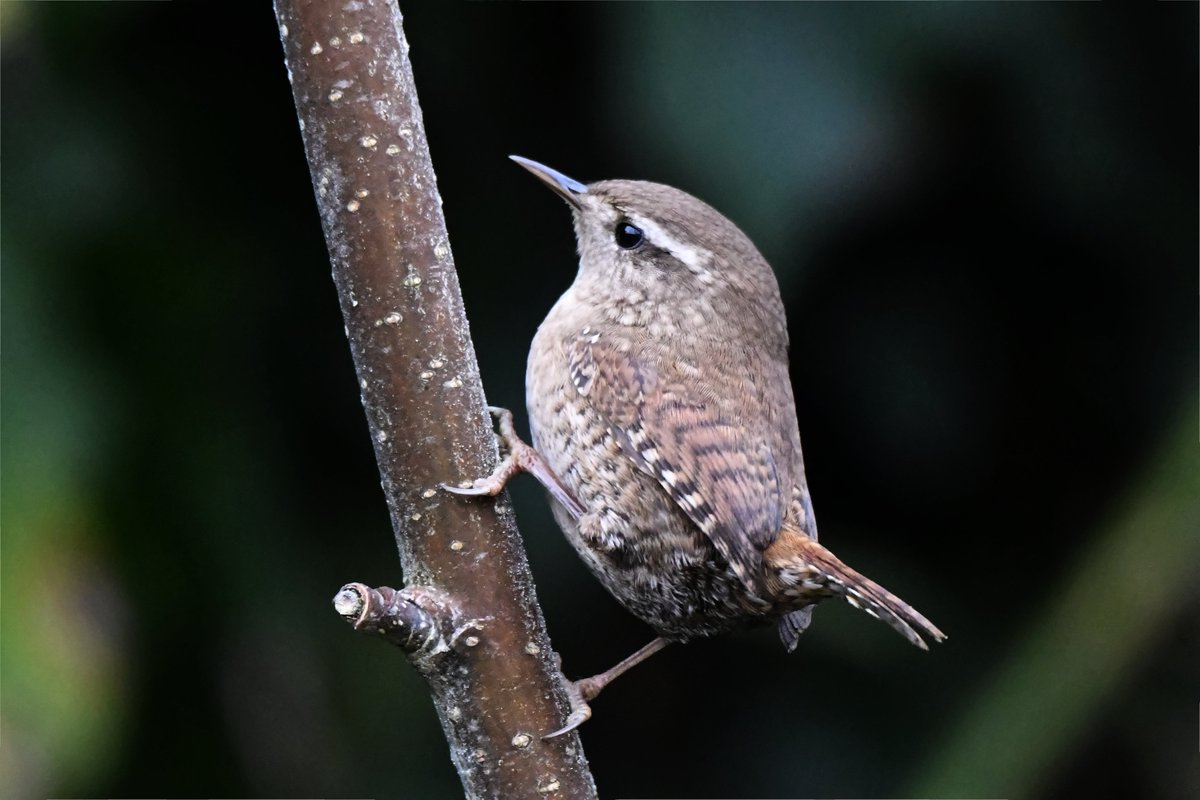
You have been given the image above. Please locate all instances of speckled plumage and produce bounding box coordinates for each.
[520,162,944,650]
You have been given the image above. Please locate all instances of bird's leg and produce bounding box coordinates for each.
[544,637,672,739]
[441,406,586,520]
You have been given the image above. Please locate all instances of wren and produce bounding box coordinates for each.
[446,156,945,736]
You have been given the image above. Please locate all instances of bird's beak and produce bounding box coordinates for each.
[510,155,586,210]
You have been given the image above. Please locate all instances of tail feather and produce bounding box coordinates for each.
[767,532,946,649]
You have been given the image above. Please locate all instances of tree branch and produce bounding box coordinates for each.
[273,2,596,797]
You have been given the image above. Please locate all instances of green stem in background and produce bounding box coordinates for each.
[912,401,1200,799]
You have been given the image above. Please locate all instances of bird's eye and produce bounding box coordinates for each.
[614,220,644,250]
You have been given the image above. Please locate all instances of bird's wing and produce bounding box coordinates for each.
[568,332,787,593]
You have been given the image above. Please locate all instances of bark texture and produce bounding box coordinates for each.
[274,2,596,797]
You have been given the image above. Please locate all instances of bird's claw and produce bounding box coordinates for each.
[543,697,592,740]
[438,453,518,497]
[543,660,601,739]
[440,406,586,519]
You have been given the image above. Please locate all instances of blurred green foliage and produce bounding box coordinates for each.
[2,3,1196,799]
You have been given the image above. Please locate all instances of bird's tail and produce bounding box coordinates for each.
[767,532,946,650]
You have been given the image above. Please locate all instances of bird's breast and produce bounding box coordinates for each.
[524,308,766,639]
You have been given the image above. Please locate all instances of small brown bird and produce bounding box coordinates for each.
[447,156,944,736]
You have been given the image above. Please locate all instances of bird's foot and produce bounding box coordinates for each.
[543,658,606,739]
[542,638,671,739]
[440,406,585,520]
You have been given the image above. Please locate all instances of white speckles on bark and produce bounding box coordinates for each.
[274,0,595,796]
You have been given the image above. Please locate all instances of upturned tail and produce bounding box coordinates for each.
[767,531,946,650]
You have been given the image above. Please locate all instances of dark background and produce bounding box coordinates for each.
[2,2,1197,799]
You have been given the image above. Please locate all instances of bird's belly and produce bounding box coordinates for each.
[526,353,756,639]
